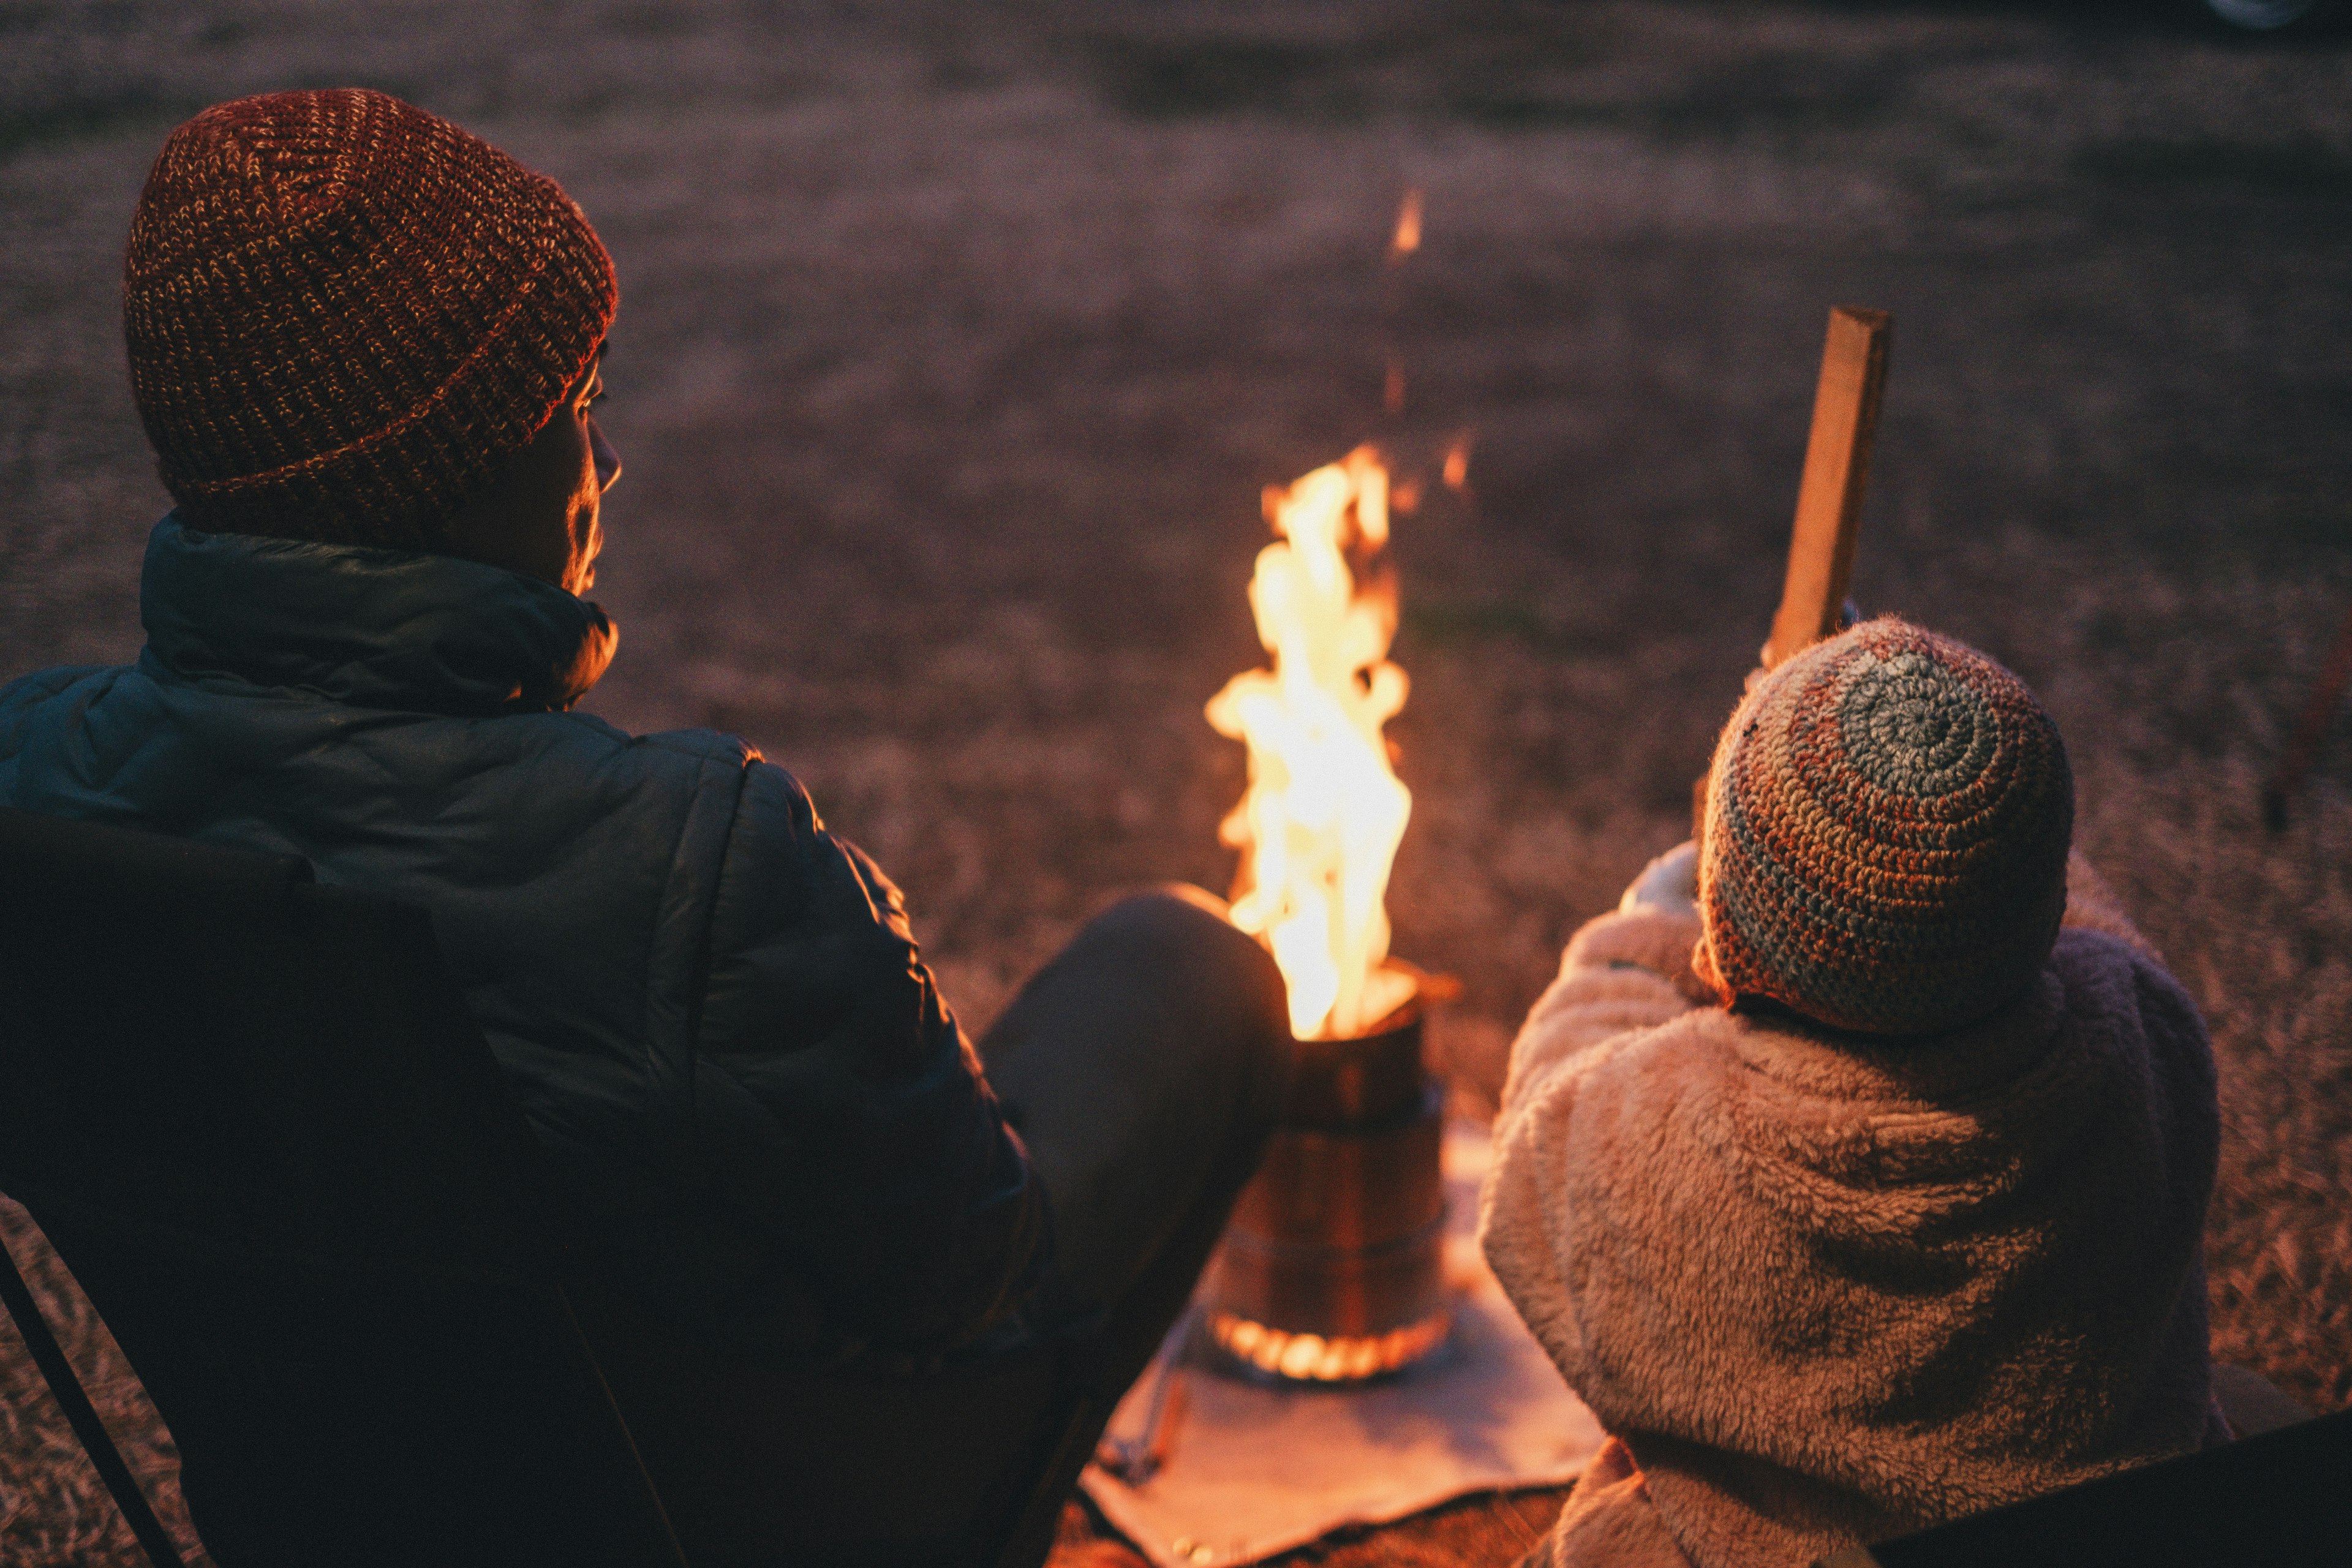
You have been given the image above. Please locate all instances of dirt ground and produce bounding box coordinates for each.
[3,2,2349,1564]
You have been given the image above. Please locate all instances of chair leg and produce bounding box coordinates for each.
[0,1228,190,1568]
[994,1389,1105,1568]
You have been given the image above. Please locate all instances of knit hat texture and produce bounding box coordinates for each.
[1697,618,2073,1036]
[123,89,617,549]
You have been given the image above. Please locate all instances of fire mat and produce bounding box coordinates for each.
[1081,1120,1605,1568]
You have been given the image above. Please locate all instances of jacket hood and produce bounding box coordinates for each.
[138,514,617,715]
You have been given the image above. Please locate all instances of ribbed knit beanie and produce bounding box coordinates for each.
[1695,618,2074,1036]
[123,89,617,550]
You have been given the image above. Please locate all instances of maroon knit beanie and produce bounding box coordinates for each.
[123,89,617,550]
[1695,618,2074,1036]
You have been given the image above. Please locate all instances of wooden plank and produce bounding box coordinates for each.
[1695,306,1893,845]
[1763,306,1892,669]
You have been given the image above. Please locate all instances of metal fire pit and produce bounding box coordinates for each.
[1207,983,1449,1382]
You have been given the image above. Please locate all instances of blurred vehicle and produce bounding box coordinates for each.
[2200,0,2343,31]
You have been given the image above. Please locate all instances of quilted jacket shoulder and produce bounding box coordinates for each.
[0,518,1045,1358]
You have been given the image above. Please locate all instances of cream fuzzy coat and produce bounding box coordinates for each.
[1479,860,2222,1567]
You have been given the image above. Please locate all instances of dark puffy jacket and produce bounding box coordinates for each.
[0,517,1046,1359]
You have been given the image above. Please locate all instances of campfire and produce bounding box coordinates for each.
[1202,445,1450,1382]
[1205,445,1415,1044]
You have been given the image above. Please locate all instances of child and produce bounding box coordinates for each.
[1480,618,2223,1567]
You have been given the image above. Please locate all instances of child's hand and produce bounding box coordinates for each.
[1619,841,1698,916]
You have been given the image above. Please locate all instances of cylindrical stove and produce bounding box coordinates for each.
[1206,979,1449,1382]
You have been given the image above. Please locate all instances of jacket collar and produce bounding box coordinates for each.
[138,514,617,715]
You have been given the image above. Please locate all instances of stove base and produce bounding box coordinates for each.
[1205,984,1450,1384]
[1207,1305,1453,1382]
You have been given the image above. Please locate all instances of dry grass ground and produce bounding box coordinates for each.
[3,3,2349,1564]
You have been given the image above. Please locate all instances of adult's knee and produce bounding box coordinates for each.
[1088,888,1285,1024]
[1080,887,1294,1123]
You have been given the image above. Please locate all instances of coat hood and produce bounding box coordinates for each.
[138,514,616,715]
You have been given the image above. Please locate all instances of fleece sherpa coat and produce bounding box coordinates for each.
[1479,858,2223,1568]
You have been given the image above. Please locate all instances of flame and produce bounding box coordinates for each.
[1390,187,1423,262]
[1207,445,1415,1040]
[1210,1308,1450,1381]
[1442,432,1471,491]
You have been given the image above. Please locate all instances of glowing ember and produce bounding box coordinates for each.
[1442,432,1471,491]
[1389,187,1423,262]
[1206,445,1415,1041]
[1208,1309,1450,1382]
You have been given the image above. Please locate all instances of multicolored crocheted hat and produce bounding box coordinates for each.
[1695,618,2073,1036]
[123,89,617,550]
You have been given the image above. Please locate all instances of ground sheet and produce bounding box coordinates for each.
[1082,1125,1602,1567]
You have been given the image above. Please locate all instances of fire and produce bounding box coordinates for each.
[1207,445,1415,1041]
[1389,187,1423,262]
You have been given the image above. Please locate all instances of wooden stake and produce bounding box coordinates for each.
[1764,306,1893,669]
[1695,306,1893,844]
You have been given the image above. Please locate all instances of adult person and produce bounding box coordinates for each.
[0,88,1292,1562]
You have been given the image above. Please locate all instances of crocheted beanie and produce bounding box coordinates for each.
[123,89,617,550]
[1695,618,2073,1036]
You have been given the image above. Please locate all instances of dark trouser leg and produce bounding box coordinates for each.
[578,889,1291,1567]
[979,886,1294,1390]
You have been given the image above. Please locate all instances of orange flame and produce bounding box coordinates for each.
[1207,446,1415,1040]
[1442,432,1472,490]
[1390,187,1423,262]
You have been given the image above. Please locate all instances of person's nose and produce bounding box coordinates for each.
[590,418,622,492]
